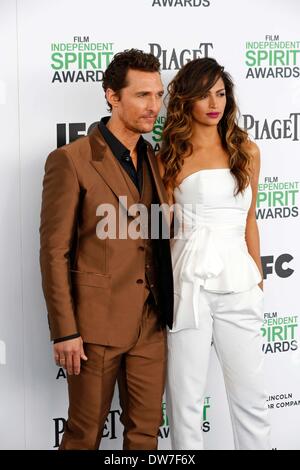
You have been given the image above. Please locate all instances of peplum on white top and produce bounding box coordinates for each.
[170,168,262,332]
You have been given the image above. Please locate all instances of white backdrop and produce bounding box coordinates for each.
[0,0,299,450]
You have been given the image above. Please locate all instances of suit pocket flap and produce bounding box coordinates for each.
[70,270,111,288]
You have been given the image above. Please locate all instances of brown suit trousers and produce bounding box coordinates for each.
[60,300,166,450]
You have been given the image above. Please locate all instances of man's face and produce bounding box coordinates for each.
[111,69,164,134]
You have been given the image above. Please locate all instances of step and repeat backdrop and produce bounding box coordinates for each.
[0,0,299,450]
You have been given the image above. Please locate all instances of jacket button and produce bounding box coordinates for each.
[146,264,150,269]
[136,279,144,284]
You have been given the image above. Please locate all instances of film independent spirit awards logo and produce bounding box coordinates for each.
[245,34,300,79]
[262,311,298,355]
[50,36,114,83]
[256,176,299,220]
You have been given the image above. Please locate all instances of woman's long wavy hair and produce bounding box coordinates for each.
[160,58,252,195]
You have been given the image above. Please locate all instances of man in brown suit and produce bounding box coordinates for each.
[40,49,173,450]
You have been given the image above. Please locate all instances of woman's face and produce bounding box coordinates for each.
[191,76,226,127]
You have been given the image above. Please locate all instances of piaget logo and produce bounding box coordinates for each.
[257,176,299,219]
[151,0,210,6]
[245,35,300,79]
[242,113,300,141]
[51,36,114,83]
[149,42,213,70]
[261,312,298,354]
[54,409,122,447]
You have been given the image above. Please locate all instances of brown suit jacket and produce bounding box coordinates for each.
[40,126,174,346]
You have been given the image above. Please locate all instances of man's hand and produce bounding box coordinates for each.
[53,336,88,375]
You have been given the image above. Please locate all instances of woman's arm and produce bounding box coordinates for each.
[245,141,264,290]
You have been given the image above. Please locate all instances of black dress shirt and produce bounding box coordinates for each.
[99,116,147,195]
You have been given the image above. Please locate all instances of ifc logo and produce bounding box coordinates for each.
[0,340,6,365]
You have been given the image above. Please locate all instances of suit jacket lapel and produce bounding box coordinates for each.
[89,126,138,211]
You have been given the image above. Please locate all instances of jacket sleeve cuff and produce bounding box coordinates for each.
[53,333,80,344]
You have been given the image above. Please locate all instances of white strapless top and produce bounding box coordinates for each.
[171,168,262,331]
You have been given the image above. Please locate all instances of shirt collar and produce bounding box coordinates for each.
[99,116,147,161]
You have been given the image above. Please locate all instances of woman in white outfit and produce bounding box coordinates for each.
[158,58,271,450]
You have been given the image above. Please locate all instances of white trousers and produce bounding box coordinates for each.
[166,284,271,450]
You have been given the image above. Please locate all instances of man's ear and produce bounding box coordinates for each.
[106,88,120,109]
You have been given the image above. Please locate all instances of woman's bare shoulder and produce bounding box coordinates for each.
[242,139,260,159]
